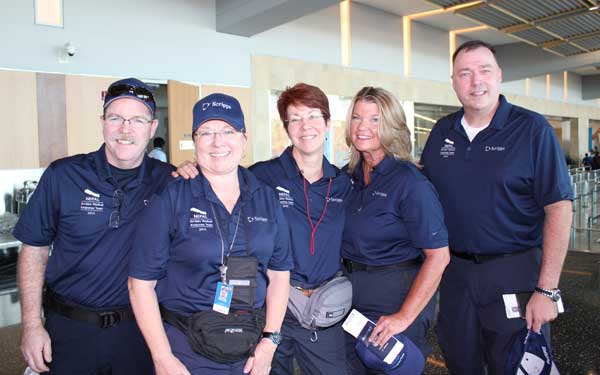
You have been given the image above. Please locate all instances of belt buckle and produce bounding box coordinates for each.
[99,311,120,328]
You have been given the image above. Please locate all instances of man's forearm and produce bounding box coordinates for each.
[539,200,573,289]
[18,245,50,328]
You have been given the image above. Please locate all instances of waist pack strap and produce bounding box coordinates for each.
[160,305,190,332]
[43,287,134,329]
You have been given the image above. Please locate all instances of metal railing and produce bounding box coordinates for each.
[569,169,600,253]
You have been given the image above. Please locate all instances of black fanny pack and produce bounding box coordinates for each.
[161,305,265,364]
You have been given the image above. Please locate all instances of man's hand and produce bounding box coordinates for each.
[153,353,191,375]
[368,313,410,348]
[171,160,198,179]
[243,339,277,375]
[21,323,52,373]
[525,291,558,333]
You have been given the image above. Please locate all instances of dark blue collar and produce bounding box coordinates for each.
[91,144,152,188]
[279,146,338,180]
[189,167,260,203]
[353,155,396,184]
[451,94,512,132]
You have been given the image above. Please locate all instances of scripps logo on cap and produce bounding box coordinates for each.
[203,101,232,111]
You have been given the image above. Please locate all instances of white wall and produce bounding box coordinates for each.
[0,0,596,107]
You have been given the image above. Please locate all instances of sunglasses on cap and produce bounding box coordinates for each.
[106,84,156,106]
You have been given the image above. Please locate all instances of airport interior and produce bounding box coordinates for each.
[1,0,600,374]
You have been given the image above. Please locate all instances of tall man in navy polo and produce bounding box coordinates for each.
[420,41,573,374]
[14,78,174,374]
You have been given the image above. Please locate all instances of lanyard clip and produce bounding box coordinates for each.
[219,264,228,283]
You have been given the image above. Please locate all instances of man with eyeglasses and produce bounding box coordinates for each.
[13,78,174,374]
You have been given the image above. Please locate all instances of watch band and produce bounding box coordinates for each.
[534,286,561,302]
[262,331,282,345]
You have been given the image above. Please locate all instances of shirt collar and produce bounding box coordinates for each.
[190,167,260,203]
[353,155,396,183]
[92,143,152,188]
[279,146,338,180]
[451,94,511,132]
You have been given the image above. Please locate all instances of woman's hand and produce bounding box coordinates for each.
[171,160,198,179]
[243,339,277,375]
[154,353,191,375]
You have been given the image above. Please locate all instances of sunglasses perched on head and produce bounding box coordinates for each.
[106,84,156,107]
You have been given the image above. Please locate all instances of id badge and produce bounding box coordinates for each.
[213,282,233,315]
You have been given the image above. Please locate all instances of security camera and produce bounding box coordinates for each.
[65,42,76,57]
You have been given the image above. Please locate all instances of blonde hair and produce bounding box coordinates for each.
[345,87,413,174]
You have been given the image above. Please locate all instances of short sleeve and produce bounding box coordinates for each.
[129,190,174,280]
[267,199,293,271]
[532,122,574,207]
[12,165,59,246]
[399,179,448,250]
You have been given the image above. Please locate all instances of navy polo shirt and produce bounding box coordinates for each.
[13,144,174,308]
[342,156,448,266]
[250,147,351,289]
[420,95,574,254]
[129,167,292,316]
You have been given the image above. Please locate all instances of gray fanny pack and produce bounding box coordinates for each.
[288,274,352,331]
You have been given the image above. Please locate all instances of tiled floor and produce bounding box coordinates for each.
[0,251,598,375]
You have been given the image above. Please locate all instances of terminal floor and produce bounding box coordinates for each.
[0,251,598,375]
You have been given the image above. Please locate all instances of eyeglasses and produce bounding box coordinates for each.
[195,129,243,142]
[104,115,153,128]
[286,113,324,126]
[109,189,124,229]
[106,84,156,108]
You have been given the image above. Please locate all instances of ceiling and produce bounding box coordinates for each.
[355,0,600,75]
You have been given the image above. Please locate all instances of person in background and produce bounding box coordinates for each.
[14,78,173,374]
[420,40,573,374]
[128,93,292,375]
[149,137,167,162]
[342,86,450,374]
[582,152,592,168]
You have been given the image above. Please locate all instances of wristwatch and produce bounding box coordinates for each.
[534,287,561,302]
[262,331,283,345]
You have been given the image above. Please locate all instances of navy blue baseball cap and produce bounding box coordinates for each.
[192,93,245,133]
[355,333,425,375]
[103,78,156,116]
[505,329,559,375]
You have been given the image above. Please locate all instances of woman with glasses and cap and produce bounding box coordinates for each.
[174,83,352,374]
[342,87,450,374]
[128,93,292,375]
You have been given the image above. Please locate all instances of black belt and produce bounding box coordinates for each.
[450,247,538,264]
[43,287,134,329]
[342,257,422,273]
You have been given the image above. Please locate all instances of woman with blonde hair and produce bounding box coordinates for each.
[342,86,450,374]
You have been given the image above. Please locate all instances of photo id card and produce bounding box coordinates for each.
[213,282,233,315]
[502,292,564,319]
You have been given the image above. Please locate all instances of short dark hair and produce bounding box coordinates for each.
[153,137,165,148]
[277,83,330,131]
[452,40,496,64]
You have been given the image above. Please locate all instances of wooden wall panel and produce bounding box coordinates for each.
[0,70,39,169]
[65,75,116,156]
[201,85,253,166]
[37,73,67,166]
[167,80,199,166]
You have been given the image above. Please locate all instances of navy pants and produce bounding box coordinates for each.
[165,322,247,374]
[345,265,435,375]
[436,249,550,375]
[271,310,348,375]
[42,311,153,375]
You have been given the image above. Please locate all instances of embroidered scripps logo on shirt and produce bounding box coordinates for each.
[276,186,294,208]
[327,197,344,203]
[247,216,268,223]
[372,191,387,198]
[485,146,506,152]
[440,138,456,158]
[80,188,104,215]
[189,207,213,231]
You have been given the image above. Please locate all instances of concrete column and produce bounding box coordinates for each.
[572,116,589,160]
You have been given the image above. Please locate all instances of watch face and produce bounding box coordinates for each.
[272,332,283,344]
